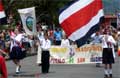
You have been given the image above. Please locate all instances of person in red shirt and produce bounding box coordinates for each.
[0,55,8,78]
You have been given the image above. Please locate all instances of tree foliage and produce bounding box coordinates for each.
[2,0,70,27]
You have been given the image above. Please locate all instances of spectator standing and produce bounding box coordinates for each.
[54,28,62,45]
[61,35,70,47]
[0,53,7,78]
[48,28,54,45]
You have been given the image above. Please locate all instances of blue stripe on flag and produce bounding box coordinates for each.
[0,17,7,25]
[59,0,79,14]
[76,16,104,47]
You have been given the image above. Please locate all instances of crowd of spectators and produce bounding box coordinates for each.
[0,21,119,60]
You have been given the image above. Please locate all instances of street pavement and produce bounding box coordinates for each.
[7,55,120,78]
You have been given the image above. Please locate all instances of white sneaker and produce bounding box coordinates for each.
[16,66,20,74]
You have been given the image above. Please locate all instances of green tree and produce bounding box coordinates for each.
[3,0,70,27]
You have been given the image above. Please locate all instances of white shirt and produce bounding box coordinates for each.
[61,39,70,47]
[37,32,44,41]
[37,32,44,47]
[101,35,116,48]
[41,39,51,51]
[15,34,24,42]
[101,34,116,58]
[10,33,24,51]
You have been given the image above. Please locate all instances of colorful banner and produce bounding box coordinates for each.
[50,44,102,64]
[18,7,37,35]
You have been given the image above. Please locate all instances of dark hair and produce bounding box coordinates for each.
[44,32,48,37]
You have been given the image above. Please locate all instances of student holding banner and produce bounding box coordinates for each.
[40,33,51,74]
[101,30,116,78]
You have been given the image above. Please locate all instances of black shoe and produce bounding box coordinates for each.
[104,74,108,78]
[16,71,20,74]
[96,65,100,67]
[42,72,47,74]
[46,71,49,73]
[42,71,49,74]
[96,63,100,67]
[109,74,112,78]
[38,63,42,66]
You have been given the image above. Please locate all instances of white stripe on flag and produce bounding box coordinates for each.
[59,0,94,23]
[0,1,6,19]
[68,9,104,41]
[0,11,5,19]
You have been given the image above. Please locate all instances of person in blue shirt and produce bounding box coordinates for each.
[53,28,62,45]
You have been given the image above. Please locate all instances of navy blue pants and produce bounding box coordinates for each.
[41,50,50,73]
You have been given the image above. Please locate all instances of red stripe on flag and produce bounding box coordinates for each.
[60,0,102,37]
[0,1,4,11]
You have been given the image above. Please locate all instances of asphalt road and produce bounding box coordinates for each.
[7,55,120,78]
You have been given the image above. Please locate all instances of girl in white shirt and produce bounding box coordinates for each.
[101,31,116,78]
[61,35,70,47]
[9,29,25,74]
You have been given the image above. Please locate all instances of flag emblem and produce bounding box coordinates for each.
[26,16,33,31]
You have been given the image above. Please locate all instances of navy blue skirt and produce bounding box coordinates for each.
[102,48,114,64]
[9,46,26,60]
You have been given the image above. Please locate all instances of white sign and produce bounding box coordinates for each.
[18,7,37,35]
[50,44,102,64]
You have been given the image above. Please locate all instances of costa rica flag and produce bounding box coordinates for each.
[59,0,104,47]
[0,0,7,25]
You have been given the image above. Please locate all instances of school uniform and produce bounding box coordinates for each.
[9,34,25,60]
[101,35,116,64]
[41,38,51,73]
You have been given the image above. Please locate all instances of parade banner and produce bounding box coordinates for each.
[50,44,102,64]
[18,7,37,35]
